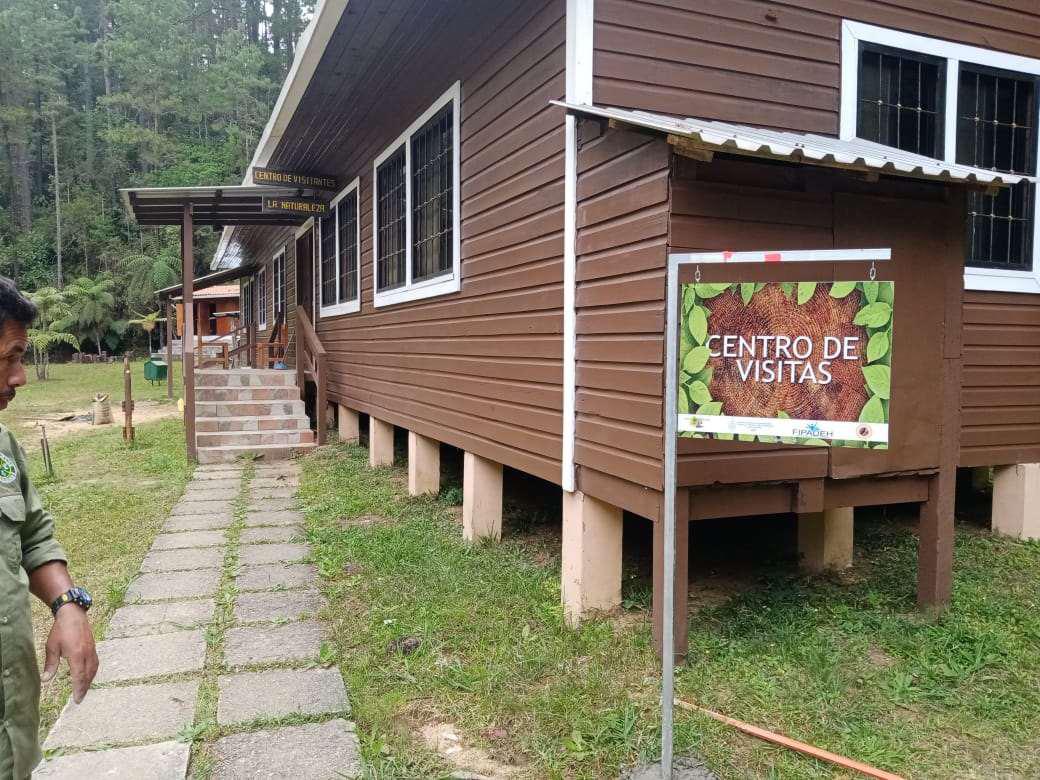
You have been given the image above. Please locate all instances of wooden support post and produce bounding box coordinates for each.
[561,491,623,626]
[368,417,394,468]
[408,432,440,497]
[181,204,197,461]
[991,464,1040,540]
[121,355,135,442]
[316,379,328,446]
[918,217,963,610]
[165,298,174,399]
[463,452,502,542]
[798,508,854,573]
[248,318,256,368]
[337,404,359,444]
[653,489,689,662]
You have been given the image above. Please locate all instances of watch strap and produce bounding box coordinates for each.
[51,589,86,616]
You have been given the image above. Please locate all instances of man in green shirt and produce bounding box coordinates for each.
[0,278,98,778]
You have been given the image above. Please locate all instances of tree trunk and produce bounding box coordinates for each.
[96,329,103,357]
[6,139,32,233]
[51,112,63,289]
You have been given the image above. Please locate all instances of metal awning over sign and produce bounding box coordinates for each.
[552,101,1029,188]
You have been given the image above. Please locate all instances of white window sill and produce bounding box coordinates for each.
[373,274,459,308]
[258,321,268,331]
[964,269,1040,294]
[319,299,361,318]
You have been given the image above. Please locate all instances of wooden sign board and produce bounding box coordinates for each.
[261,196,329,216]
[677,279,894,448]
[253,166,338,191]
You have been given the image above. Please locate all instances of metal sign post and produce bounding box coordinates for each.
[659,248,892,779]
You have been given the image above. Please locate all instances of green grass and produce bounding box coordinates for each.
[26,418,192,735]
[299,443,1040,779]
[3,359,182,442]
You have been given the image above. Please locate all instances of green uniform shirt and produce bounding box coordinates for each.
[0,426,67,778]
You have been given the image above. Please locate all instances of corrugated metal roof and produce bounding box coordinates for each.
[552,101,1029,187]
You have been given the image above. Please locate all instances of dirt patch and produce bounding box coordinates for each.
[338,514,391,528]
[24,400,179,442]
[421,722,526,779]
[867,645,896,668]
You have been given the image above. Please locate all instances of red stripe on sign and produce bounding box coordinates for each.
[764,252,782,262]
[722,250,733,262]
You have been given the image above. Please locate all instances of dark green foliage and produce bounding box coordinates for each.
[0,0,311,350]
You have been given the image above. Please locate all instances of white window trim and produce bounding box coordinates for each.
[319,177,362,317]
[256,266,269,331]
[840,20,1040,294]
[372,81,462,308]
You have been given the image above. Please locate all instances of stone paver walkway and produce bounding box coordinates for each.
[37,460,362,779]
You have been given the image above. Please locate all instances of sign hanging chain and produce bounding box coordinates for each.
[869,260,877,281]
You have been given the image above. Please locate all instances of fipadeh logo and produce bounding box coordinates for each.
[792,422,835,439]
[0,452,17,485]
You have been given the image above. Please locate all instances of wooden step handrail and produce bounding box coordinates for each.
[295,309,328,445]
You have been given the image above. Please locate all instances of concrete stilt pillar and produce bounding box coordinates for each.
[562,491,623,627]
[462,452,502,542]
[338,404,359,444]
[992,464,1040,540]
[368,417,394,468]
[408,432,440,497]
[798,507,854,573]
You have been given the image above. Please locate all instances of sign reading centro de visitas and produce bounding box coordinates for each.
[677,280,895,448]
[252,166,338,191]
[261,196,329,216]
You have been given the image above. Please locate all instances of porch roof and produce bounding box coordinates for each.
[156,264,256,300]
[552,101,1029,188]
[119,184,324,227]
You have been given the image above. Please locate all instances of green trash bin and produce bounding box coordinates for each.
[144,359,167,385]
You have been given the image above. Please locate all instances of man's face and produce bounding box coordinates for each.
[0,321,28,411]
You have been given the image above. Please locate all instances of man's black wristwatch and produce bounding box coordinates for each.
[51,587,92,617]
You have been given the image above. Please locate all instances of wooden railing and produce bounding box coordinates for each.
[295,309,328,445]
[226,321,256,368]
[256,312,287,368]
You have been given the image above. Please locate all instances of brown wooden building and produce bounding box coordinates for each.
[167,0,1040,655]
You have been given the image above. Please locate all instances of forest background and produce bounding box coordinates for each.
[0,0,311,357]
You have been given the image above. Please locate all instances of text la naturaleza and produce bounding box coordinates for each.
[705,334,860,385]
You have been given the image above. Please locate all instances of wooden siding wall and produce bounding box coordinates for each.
[594,0,1040,473]
[592,0,1040,135]
[573,123,671,520]
[572,134,964,520]
[961,291,1040,467]
[285,0,567,484]
[238,226,298,364]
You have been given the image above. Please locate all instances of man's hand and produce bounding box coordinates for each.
[41,606,98,704]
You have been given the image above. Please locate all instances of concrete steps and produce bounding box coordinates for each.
[194,369,316,464]
[196,416,310,433]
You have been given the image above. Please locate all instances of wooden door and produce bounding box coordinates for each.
[296,228,313,321]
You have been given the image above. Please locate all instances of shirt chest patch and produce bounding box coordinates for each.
[0,452,17,485]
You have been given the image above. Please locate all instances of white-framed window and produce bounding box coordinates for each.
[273,248,287,320]
[256,266,269,330]
[841,21,1040,294]
[319,177,361,317]
[241,278,253,327]
[372,81,461,308]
